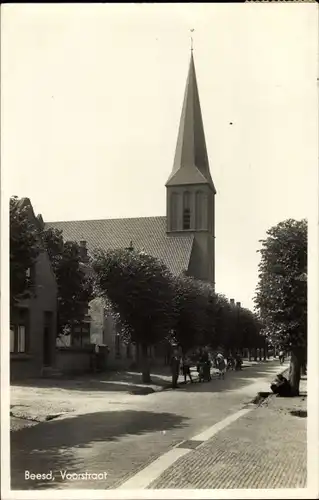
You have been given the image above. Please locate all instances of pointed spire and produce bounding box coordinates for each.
[190,28,194,53]
[166,52,216,193]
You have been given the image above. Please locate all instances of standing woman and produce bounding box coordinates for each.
[216,353,226,379]
[171,347,181,389]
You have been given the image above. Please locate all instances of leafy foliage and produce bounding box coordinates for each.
[213,294,236,350]
[209,294,262,353]
[90,246,263,358]
[254,219,307,352]
[43,228,93,336]
[171,276,210,352]
[10,196,41,306]
[237,307,263,350]
[91,248,176,348]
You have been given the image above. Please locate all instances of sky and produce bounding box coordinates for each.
[2,3,318,310]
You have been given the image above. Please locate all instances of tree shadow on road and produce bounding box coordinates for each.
[11,409,188,451]
[11,409,189,490]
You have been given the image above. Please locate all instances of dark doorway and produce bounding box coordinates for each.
[43,312,53,366]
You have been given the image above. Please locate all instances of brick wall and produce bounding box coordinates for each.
[55,348,92,374]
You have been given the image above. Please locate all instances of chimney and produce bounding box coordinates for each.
[230,299,235,306]
[126,240,134,251]
[37,214,44,230]
[236,302,241,308]
[79,240,88,262]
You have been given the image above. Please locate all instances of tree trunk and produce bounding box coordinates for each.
[141,343,151,383]
[289,348,302,396]
[135,343,140,366]
[248,349,252,361]
[254,348,258,361]
[300,348,307,376]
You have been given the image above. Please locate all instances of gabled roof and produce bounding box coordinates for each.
[11,196,57,280]
[14,197,44,237]
[166,53,216,193]
[45,216,194,277]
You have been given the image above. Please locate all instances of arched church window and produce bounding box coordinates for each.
[195,191,208,229]
[195,191,203,229]
[170,192,179,231]
[183,191,191,230]
[202,193,208,229]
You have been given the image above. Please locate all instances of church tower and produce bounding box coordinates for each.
[166,51,216,287]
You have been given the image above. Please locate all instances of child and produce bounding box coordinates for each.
[182,355,193,383]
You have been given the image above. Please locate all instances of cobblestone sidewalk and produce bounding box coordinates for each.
[149,378,307,489]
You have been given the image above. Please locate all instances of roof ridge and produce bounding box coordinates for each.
[45,217,194,276]
[46,215,166,224]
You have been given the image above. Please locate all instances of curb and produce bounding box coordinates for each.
[245,364,291,409]
[10,410,70,423]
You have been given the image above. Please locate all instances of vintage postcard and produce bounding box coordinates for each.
[1,3,318,499]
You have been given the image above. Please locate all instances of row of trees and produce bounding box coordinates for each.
[91,247,263,382]
[92,217,307,391]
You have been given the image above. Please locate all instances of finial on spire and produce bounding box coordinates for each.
[190,29,195,52]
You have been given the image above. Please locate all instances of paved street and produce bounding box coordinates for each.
[10,360,297,490]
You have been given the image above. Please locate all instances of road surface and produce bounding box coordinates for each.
[11,361,283,490]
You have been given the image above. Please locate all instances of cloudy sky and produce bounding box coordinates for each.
[2,3,317,309]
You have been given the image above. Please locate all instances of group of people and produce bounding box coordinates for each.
[226,353,243,371]
[170,347,242,388]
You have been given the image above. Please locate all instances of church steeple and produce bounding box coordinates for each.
[165,50,216,287]
[165,52,216,193]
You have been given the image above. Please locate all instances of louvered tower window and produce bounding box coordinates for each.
[183,191,191,230]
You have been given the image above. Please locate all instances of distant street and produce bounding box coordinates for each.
[10,360,293,490]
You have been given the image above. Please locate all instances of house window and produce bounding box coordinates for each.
[18,326,26,352]
[26,265,36,286]
[10,327,14,353]
[183,192,191,230]
[10,325,26,353]
[10,308,29,353]
[71,322,90,348]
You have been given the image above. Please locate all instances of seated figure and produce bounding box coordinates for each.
[270,374,292,397]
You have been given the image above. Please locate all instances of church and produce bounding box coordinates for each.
[46,52,217,367]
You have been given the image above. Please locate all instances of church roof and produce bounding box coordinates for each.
[166,52,216,193]
[45,216,194,277]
